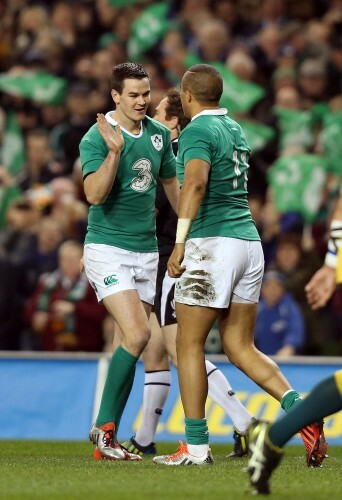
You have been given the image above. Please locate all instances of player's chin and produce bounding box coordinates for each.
[134,109,147,119]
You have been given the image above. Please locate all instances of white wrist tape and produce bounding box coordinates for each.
[325,219,342,269]
[175,218,192,244]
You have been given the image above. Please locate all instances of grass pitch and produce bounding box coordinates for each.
[1,441,341,499]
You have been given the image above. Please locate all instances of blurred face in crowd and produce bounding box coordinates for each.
[92,50,115,83]
[275,87,300,110]
[112,78,151,126]
[6,201,40,230]
[299,73,327,98]
[197,19,230,62]
[59,243,83,281]
[261,277,285,307]
[26,133,51,168]
[276,242,302,271]
[37,217,63,253]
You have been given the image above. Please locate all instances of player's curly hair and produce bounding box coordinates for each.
[164,88,190,131]
[110,62,149,93]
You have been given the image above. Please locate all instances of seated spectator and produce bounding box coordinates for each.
[24,240,106,351]
[255,270,305,356]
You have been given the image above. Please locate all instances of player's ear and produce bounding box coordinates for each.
[111,89,119,105]
[170,116,179,131]
[185,89,192,103]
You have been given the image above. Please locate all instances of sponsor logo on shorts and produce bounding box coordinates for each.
[91,281,98,292]
[104,274,119,286]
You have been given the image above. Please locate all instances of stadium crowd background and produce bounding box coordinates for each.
[0,0,341,356]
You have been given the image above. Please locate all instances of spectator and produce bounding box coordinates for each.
[255,270,305,356]
[24,240,107,351]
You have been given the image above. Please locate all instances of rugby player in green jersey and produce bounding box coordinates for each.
[79,62,180,461]
[153,64,327,467]
[122,89,255,459]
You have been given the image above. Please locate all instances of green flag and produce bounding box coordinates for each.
[268,154,328,222]
[183,57,265,114]
[1,112,26,176]
[239,120,275,153]
[128,2,172,60]
[320,111,342,178]
[275,108,313,152]
[0,71,67,105]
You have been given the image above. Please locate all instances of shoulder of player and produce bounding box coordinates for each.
[80,122,102,146]
[144,116,171,137]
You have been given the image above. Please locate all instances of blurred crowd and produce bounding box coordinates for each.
[0,0,341,355]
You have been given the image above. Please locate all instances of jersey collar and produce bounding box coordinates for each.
[191,108,228,122]
[105,111,143,138]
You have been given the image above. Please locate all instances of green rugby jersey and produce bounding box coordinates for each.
[177,109,260,241]
[80,112,176,252]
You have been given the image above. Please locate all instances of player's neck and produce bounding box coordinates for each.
[189,104,220,119]
[170,128,179,141]
[112,110,142,135]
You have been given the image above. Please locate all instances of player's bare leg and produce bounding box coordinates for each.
[219,302,327,466]
[123,313,170,456]
[90,290,151,461]
[218,303,291,400]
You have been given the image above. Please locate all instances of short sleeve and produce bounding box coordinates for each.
[79,134,108,178]
[181,125,212,166]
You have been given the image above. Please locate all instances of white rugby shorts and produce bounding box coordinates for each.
[83,243,158,304]
[175,237,264,308]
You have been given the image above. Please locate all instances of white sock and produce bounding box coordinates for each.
[205,360,252,433]
[135,370,171,446]
[187,443,209,456]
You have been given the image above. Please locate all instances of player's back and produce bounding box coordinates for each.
[177,110,259,241]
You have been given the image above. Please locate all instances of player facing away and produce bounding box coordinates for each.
[153,64,327,467]
[79,62,180,460]
[122,89,254,458]
[248,370,342,495]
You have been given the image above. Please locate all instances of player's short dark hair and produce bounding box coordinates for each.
[110,62,149,93]
[164,88,190,131]
[182,64,223,103]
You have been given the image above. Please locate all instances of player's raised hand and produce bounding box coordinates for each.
[97,113,124,154]
[305,264,336,310]
[168,244,186,278]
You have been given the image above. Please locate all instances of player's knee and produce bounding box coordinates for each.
[131,327,151,354]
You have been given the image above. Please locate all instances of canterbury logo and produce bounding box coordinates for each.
[104,274,119,286]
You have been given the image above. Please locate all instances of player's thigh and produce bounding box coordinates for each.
[176,302,219,348]
[218,302,258,357]
[103,290,151,349]
[142,312,169,370]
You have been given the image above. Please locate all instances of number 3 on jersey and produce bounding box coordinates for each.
[130,158,153,192]
[232,150,248,191]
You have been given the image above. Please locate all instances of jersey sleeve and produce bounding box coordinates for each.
[159,132,176,179]
[79,132,108,178]
[181,125,212,166]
